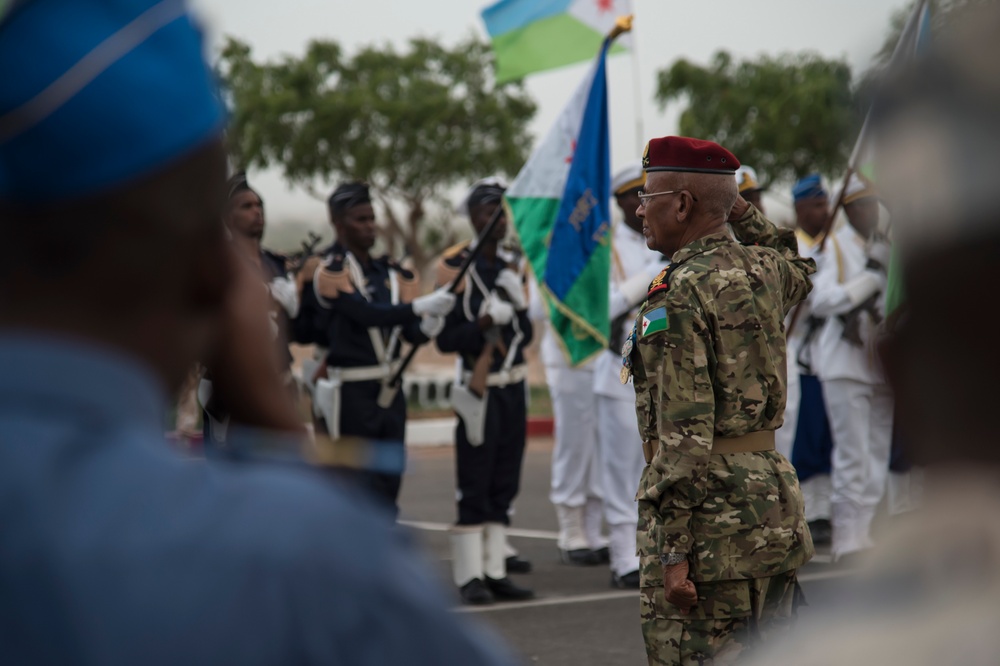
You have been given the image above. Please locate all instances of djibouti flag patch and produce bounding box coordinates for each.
[641,307,667,336]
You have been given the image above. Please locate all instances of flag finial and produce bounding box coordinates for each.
[608,14,633,41]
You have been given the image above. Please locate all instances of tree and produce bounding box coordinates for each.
[218,37,536,270]
[654,51,860,185]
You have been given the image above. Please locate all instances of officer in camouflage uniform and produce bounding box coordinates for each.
[622,137,815,664]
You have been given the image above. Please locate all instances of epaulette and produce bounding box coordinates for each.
[388,259,420,303]
[435,242,471,292]
[441,241,471,268]
[647,263,679,297]
[315,253,353,300]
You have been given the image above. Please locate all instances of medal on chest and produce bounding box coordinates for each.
[619,322,637,384]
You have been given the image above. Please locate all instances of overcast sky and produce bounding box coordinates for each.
[191,0,909,225]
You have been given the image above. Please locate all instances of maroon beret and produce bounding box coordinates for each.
[642,136,740,174]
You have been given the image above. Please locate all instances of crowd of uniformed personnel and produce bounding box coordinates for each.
[209,131,927,662]
[5,0,999,664]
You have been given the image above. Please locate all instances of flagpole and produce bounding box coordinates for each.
[627,13,645,153]
[818,0,928,251]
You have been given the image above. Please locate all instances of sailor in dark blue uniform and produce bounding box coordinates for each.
[202,173,300,448]
[301,182,455,515]
[436,181,534,605]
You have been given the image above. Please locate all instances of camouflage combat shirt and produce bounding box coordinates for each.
[629,205,816,586]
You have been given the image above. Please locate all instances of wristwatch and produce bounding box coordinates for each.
[660,552,687,567]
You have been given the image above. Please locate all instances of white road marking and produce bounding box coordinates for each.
[456,590,637,613]
[454,568,856,614]
[401,521,835,566]
[401,520,559,540]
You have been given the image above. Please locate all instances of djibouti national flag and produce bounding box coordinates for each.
[481,0,631,83]
[641,307,667,337]
[506,37,613,366]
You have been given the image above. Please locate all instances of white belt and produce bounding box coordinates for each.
[328,363,395,383]
[461,364,528,388]
[314,362,400,440]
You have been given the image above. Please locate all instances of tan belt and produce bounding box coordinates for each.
[641,430,775,464]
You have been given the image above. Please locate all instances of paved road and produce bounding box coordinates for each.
[399,438,851,665]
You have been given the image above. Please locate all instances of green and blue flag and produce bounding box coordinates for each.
[505,37,614,366]
[481,0,631,83]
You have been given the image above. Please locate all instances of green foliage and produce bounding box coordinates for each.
[218,37,536,268]
[655,51,860,184]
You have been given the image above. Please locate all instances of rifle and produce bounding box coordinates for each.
[376,204,506,408]
[286,232,323,275]
[468,330,500,399]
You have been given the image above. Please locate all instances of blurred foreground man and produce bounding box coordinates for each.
[0,2,516,663]
[747,4,1000,662]
[625,137,814,664]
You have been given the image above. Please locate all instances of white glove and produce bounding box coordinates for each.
[484,298,515,326]
[843,270,887,307]
[610,264,667,318]
[268,275,300,318]
[495,268,528,311]
[419,314,446,339]
[866,238,892,272]
[412,288,456,316]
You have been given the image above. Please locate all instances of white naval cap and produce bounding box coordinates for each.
[735,165,762,193]
[611,164,646,196]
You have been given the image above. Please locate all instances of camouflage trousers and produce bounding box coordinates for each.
[640,570,802,666]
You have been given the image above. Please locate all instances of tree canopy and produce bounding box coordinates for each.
[654,51,860,185]
[218,36,536,268]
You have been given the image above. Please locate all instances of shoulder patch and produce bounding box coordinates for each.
[640,306,668,337]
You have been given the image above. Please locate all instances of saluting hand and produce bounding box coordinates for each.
[727,194,751,223]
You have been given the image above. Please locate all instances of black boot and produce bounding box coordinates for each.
[485,576,534,601]
[560,548,602,566]
[505,555,532,574]
[459,578,494,605]
[611,569,641,589]
[593,546,611,564]
[808,518,832,546]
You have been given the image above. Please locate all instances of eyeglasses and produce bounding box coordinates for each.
[637,189,696,208]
